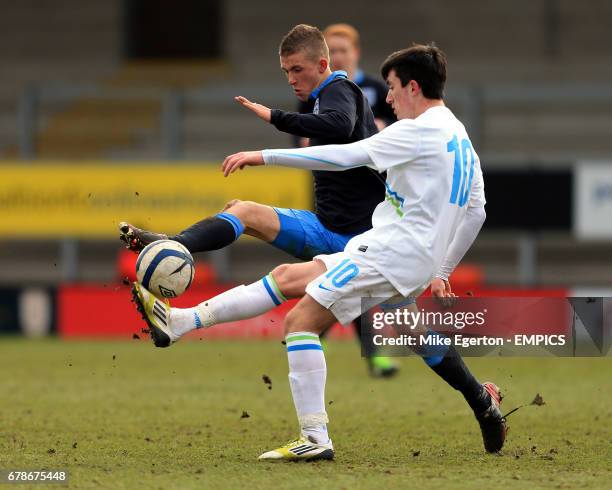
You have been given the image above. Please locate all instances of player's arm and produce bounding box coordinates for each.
[222,121,418,176]
[269,83,358,139]
[234,94,354,139]
[262,82,357,140]
[222,140,372,176]
[435,165,487,283]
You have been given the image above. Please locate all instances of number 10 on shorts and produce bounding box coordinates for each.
[325,259,359,288]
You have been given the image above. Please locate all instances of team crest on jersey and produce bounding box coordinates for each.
[313,99,320,114]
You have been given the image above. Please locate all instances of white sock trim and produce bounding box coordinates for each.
[299,412,329,428]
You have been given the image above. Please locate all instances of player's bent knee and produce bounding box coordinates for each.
[270,263,297,297]
[225,200,275,232]
[225,200,256,220]
[221,199,242,212]
[271,261,322,299]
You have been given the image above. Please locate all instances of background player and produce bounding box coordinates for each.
[120,24,396,376]
[325,23,395,130]
[132,43,506,460]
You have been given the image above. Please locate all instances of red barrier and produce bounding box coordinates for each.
[57,284,570,340]
[57,284,351,340]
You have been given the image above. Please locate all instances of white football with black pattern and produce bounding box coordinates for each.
[136,240,195,299]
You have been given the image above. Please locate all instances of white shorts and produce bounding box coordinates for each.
[305,252,422,326]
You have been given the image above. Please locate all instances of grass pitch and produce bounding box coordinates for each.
[0,338,610,489]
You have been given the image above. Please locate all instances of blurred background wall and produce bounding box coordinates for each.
[1,0,612,336]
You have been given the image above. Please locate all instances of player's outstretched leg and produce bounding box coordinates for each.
[119,222,168,252]
[120,200,280,253]
[131,272,287,347]
[130,261,324,348]
[119,212,245,254]
[420,332,507,453]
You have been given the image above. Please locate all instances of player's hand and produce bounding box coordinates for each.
[431,277,457,308]
[235,96,272,122]
[222,151,264,177]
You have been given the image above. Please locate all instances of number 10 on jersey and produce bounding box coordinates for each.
[447,135,475,207]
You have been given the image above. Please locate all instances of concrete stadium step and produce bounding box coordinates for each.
[0,0,120,157]
[7,61,229,159]
[0,0,118,60]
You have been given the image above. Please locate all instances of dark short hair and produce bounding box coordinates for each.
[380,43,447,99]
[279,24,329,61]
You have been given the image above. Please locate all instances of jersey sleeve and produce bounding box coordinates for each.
[357,120,420,171]
[435,205,486,280]
[263,140,372,171]
[270,82,357,139]
[468,160,486,207]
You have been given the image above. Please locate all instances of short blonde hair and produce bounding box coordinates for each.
[323,23,360,47]
[279,24,329,61]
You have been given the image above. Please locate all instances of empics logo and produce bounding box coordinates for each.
[514,335,566,346]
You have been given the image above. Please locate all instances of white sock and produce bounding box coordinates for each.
[170,273,286,337]
[286,332,329,444]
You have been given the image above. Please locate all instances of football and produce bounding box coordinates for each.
[135,240,195,299]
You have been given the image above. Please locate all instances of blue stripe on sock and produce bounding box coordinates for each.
[262,276,281,306]
[424,355,444,367]
[287,344,323,352]
[216,213,245,239]
[421,331,449,367]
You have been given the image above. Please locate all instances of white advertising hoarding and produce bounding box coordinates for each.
[574,162,612,239]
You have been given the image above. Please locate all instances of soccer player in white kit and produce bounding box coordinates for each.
[132,43,507,460]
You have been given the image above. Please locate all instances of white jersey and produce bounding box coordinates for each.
[345,106,485,294]
[263,105,485,297]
